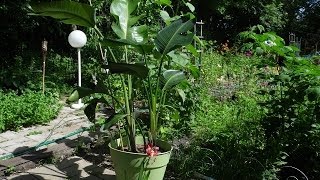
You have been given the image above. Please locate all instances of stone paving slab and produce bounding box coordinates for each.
[6,156,116,180]
[0,106,91,159]
[0,106,116,179]
[0,137,37,153]
[0,136,8,143]
[6,172,38,180]
[0,148,9,156]
[27,165,68,180]
[0,131,18,140]
[0,134,94,177]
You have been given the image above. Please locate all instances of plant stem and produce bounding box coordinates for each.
[108,46,136,152]
[117,123,124,151]
[142,54,153,102]
[150,55,166,142]
[150,95,157,141]
[124,46,136,152]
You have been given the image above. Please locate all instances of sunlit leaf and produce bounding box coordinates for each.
[162,70,186,90]
[103,38,154,54]
[185,2,195,12]
[110,0,147,43]
[30,1,95,28]
[186,44,199,57]
[68,87,93,102]
[168,51,189,67]
[67,81,108,102]
[160,10,170,21]
[176,88,186,103]
[155,0,172,6]
[155,19,194,56]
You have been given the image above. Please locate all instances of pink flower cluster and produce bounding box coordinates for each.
[145,143,159,157]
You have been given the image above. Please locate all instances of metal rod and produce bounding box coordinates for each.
[77,48,82,105]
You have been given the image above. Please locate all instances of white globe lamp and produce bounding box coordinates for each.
[68,30,87,109]
[68,30,87,48]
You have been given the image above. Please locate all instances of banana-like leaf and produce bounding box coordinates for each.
[133,44,154,54]
[185,2,195,12]
[160,10,170,22]
[110,0,147,43]
[101,114,128,132]
[176,88,186,103]
[155,0,172,6]
[188,65,200,78]
[103,38,138,46]
[186,44,199,57]
[162,70,186,90]
[30,1,96,28]
[168,51,190,67]
[68,87,94,102]
[103,39,154,54]
[103,62,149,79]
[155,19,194,55]
[84,97,110,122]
[67,81,108,102]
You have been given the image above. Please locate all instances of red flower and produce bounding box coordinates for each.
[145,143,159,157]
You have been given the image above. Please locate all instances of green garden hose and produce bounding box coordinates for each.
[0,127,90,161]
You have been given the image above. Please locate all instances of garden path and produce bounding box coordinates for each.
[0,105,116,179]
[6,156,116,180]
[0,106,90,158]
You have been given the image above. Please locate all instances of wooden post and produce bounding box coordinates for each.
[42,39,48,94]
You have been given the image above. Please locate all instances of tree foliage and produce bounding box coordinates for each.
[187,0,319,44]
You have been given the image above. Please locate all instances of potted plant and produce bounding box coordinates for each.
[30,0,196,179]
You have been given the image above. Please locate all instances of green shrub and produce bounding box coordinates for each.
[169,50,320,179]
[168,52,268,179]
[0,91,61,131]
[260,57,320,179]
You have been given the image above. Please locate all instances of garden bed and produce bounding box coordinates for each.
[0,91,61,132]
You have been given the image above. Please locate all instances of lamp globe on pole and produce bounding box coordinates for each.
[68,30,87,109]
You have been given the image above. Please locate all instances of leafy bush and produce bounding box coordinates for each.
[260,57,320,179]
[0,91,61,131]
[168,48,320,179]
[238,25,298,58]
[168,52,269,179]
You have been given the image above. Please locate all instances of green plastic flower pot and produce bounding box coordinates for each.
[109,136,172,180]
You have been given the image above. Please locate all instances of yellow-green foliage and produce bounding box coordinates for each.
[0,91,61,131]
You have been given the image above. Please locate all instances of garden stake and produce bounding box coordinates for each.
[41,39,48,94]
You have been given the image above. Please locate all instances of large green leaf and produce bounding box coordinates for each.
[30,1,96,28]
[162,70,186,90]
[168,51,190,67]
[103,38,142,46]
[68,87,94,102]
[155,0,172,6]
[67,81,108,102]
[101,114,128,132]
[176,88,186,103]
[103,38,154,54]
[110,0,147,43]
[155,19,194,55]
[103,62,149,79]
[185,2,195,12]
[84,97,110,122]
